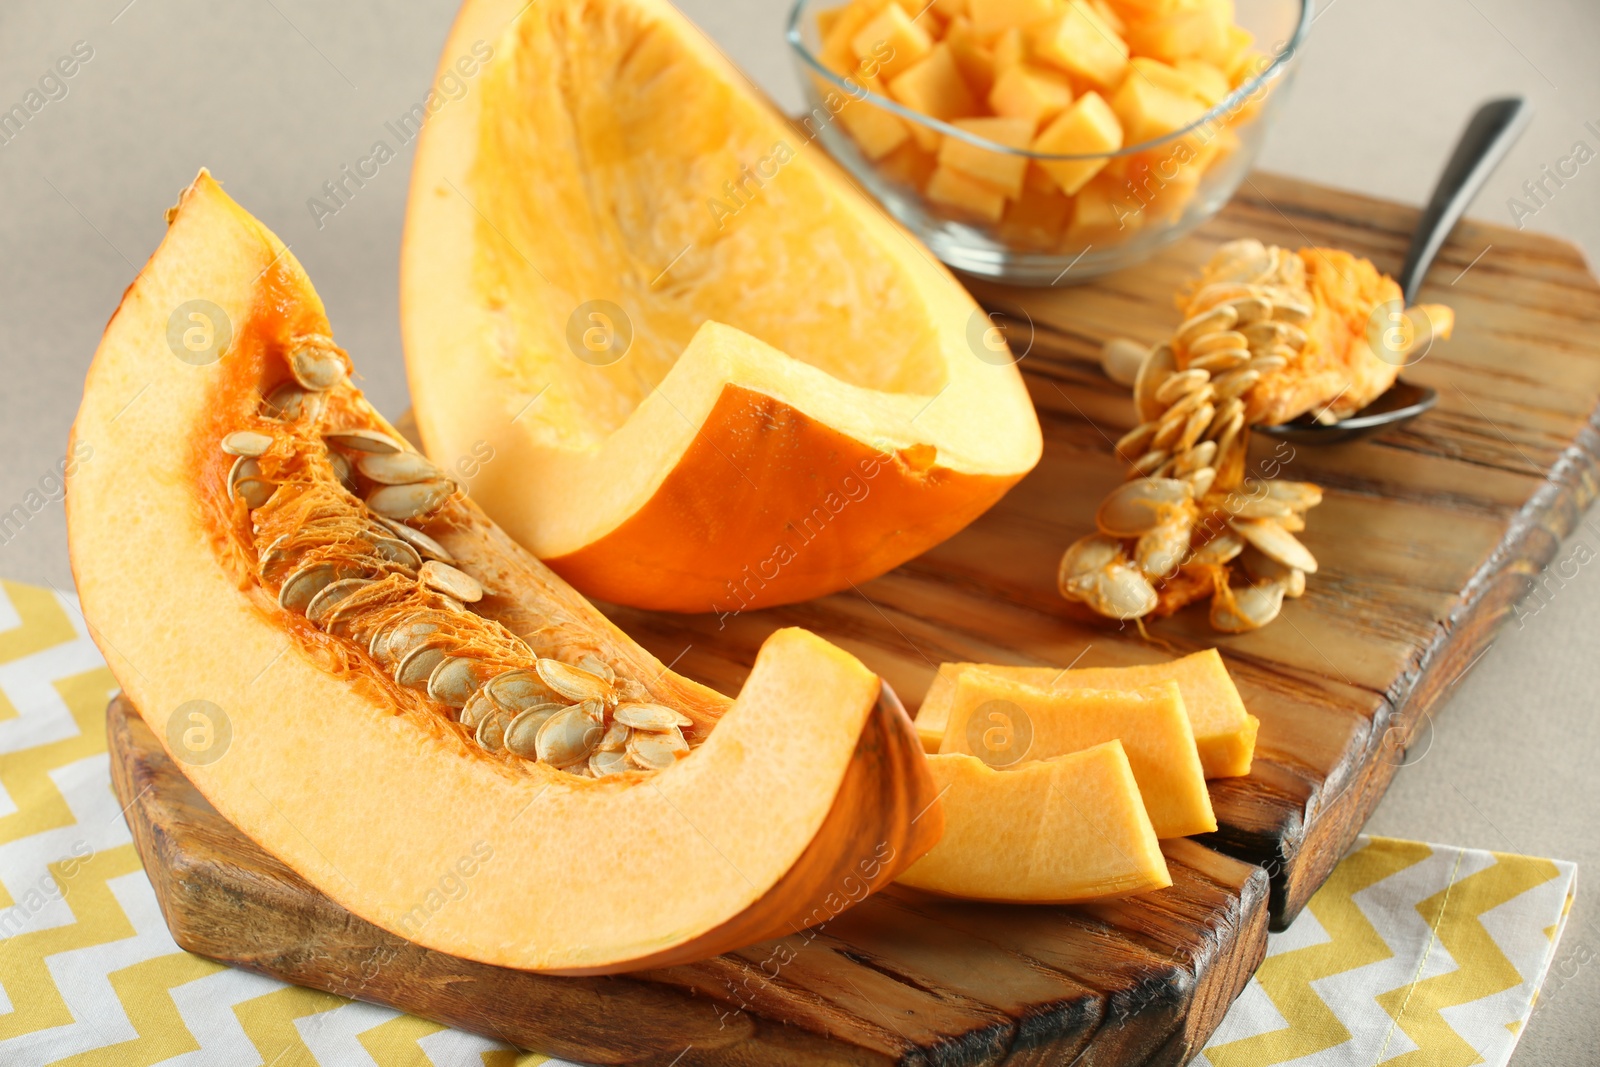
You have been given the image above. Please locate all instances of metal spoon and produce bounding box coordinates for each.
[1257,96,1531,444]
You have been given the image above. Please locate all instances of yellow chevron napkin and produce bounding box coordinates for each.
[0,579,1578,1066]
[1198,835,1577,1067]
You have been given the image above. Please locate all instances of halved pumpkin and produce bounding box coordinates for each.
[400,0,1042,613]
[66,171,941,974]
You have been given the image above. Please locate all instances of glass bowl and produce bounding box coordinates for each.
[787,0,1311,285]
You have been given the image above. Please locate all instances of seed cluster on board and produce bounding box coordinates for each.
[225,334,692,777]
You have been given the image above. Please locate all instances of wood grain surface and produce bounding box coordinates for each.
[110,171,1600,1064]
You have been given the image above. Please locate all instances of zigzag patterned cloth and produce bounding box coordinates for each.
[0,579,1578,1066]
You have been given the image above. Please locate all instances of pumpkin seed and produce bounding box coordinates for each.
[589,748,633,777]
[396,641,450,689]
[1130,448,1169,476]
[1239,545,1307,597]
[1248,354,1288,375]
[325,428,405,454]
[577,654,616,684]
[1133,343,1177,423]
[536,704,604,767]
[1220,294,1272,325]
[535,658,611,703]
[1212,368,1261,401]
[228,456,277,510]
[1187,528,1245,566]
[613,703,683,732]
[1083,562,1159,619]
[357,451,445,485]
[1270,297,1313,323]
[1174,305,1238,348]
[504,703,566,758]
[1183,465,1217,499]
[1188,281,1257,312]
[1176,402,1216,452]
[1259,480,1324,510]
[486,670,560,713]
[279,562,341,613]
[367,535,422,571]
[1135,516,1192,580]
[1210,578,1288,632]
[627,727,688,770]
[1100,337,1149,387]
[475,705,515,753]
[614,677,651,704]
[1188,330,1248,358]
[1173,440,1216,475]
[261,382,324,422]
[380,616,446,664]
[428,656,499,708]
[1229,517,1318,573]
[367,480,455,521]
[377,517,454,563]
[1188,349,1251,375]
[460,688,497,730]
[597,720,631,752]
[1115,420,1158,460]
[1153,368,1211,407]
[420,560,483,603]
[222,430,273,457]
[288,335,347,391]
[1097,478,1190,538]
[305,578,372,626]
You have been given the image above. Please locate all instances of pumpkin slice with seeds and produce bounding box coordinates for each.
[66,171,942,975]
[400,0,1042,614]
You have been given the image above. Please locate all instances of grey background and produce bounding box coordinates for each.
[2,0,1597,1062]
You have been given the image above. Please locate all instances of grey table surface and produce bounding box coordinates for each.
[2,0,1597,1063]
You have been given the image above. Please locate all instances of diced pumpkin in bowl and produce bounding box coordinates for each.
[1111,73,1209,145]
[925,164,1009,222]
[851,3,933,81]
[1124,0,1231,62]
[938,675,1215,838]
[1175,58,1232,105]
[968,0,1059,37]
[1065,173,1142,242]
[998,180,1071,248]
[939,116,1035,197]
[944,16,998,96]
[1033,90,1123,194]
[990,26,1027,71]
[915,649,1258,778]
[896,744,1172,903]
[836,79,912,160]
[890,43,979,148]
[987,63,1075,126]
[1031,1,1130,89]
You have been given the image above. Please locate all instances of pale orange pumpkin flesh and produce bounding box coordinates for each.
[66,171,942,975]
[400,0,1042,613]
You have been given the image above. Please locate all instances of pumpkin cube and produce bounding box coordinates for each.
[1033,90,1122,194]
[1113,0,1181,15]
[1065,172,1142,243]
[1031,0,1130,89]
[835,79,912,160]
[1087,0,1126,34]
[991,25,1028,70]
[968,0,1060,38]
[1110,70,1206,144]
[1175,57,1230,105]
[987,63,1074,126]
[1124,0,1231,62]
[815,2,853,39]
[1127,56,1197,98]
[932,0,970,16]
[925,163,1009,222]
[1212,25,1258,80]
[998,181,1072,248]
[852,3,934,81]
[890,43,979,148]
[939,115,1035,197]
[945,16,998,96]
[876,138,940,188]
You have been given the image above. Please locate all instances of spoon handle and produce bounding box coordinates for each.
[1398,97,1532,305]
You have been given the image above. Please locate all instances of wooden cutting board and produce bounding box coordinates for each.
[108,172,1600,1065]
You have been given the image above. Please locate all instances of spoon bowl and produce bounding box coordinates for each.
[1255,380,1438,444]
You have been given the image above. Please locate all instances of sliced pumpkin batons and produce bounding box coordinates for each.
[401,0,1042,612]
[915,649,1259,778]
[896,745,1172,904]
[939,676,1216,839]
[65,170,942,975]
